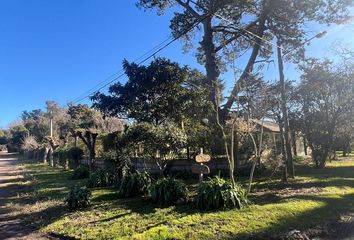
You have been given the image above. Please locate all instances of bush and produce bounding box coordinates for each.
[53,147,69,166]
[65,186,91,210]
[118,172,151,197]
[67,147,84,167]
[71,165,90,180]
[195,176,248,210]
[86,168,117,188]
[102,150,131,179]
[150,177,188,205]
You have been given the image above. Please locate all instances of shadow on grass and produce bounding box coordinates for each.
[0,203,70,239]
[8,155,354,240]
[226,193,354,239]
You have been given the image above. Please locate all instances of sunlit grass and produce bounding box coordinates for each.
[14,155,354,239]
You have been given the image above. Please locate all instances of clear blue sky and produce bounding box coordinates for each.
[0,1,353,128]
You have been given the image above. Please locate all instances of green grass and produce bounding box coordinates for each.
[14,156,354,239]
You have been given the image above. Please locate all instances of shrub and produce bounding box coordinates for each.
[71,165,90,180]
[65,186,91,210]
[86,168,120,188]
[150,177,188,205]
[86,168,115,188]
[118,172,151,197]
[21,135,39,152]
[53,147,69,167]
[195,176,248,210]
[102,150,131,178]
[67,147,84,167]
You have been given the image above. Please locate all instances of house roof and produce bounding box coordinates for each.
[251,119,280,133]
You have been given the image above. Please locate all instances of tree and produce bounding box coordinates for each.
[124,122,187,176]
[137,0,351,185]
[68,104,123,171]
[7,124,29,152]
[267,80,297,180]
[137,0,352,119]
[45,101,70,140]
[21,109,49,143]
[0,130,8,145]
[297,59,354,168]
[92,58,208,126]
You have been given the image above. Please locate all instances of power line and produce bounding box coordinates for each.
[72,17,206,104]
[71,36,174,103]
[188,0,276,52]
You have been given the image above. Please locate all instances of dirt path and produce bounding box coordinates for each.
[0,152,57,240]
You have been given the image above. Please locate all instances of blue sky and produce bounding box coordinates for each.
[0,1,353,128]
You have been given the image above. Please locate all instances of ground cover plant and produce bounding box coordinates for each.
[149,177,189,206]
[195,176,248,210]
[7,154,354,239]
[65,186,91,210]
[118,172,151,198]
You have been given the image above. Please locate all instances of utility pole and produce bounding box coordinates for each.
[275,31,327,179]
[50,110,53,138]
[276,39,295,178]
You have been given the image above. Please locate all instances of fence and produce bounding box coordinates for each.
[82,155,251,175]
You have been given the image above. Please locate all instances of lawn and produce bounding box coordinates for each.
[11,155,354,240]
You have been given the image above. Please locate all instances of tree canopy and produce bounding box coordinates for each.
[137,0,352,117]
[92,58,211,126]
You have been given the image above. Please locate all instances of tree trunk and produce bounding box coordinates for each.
[277,114,288,182]
[221,16,267,118]
[186,146,190,161]
[247,157,258,195]
[64,158,69,170]
[43,147,49,164]
[332,148,337,160]
[77,131,98,173]
[343,144,347,157]
[234,130,239,172]
[201,16,220,109]
[88,147,95,172]
[303,137,308,155]
[230,123,235,184]
[49,148,54,167]
[277,40,294,178]
[291,130,297,156]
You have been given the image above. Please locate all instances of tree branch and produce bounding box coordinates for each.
[215,18,260,52]
[221,15,268,115]
[175,0,201,19]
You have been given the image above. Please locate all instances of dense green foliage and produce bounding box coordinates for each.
[92,58,209,125]
[7,124,29,152]
[124,122,187,159]
[195,176,248,210]
[87,168,118,188]
[118,172,151,197]
[71,165,90,180]
[298,59,354,167]
[102,150,131,179]
[150,177,189,205]
[65,186,91,210]
[67,147,84,165]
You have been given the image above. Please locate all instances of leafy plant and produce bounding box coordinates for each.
[67,147,84,167]
[71,165,90,180]
[150,177,188,205]
[65,186,91,210]
[102,150,131,179]
[86,168,115,188]
[118,172,151,197]
[195,176,248,210]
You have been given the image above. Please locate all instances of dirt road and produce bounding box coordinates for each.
[0,152,56,240]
